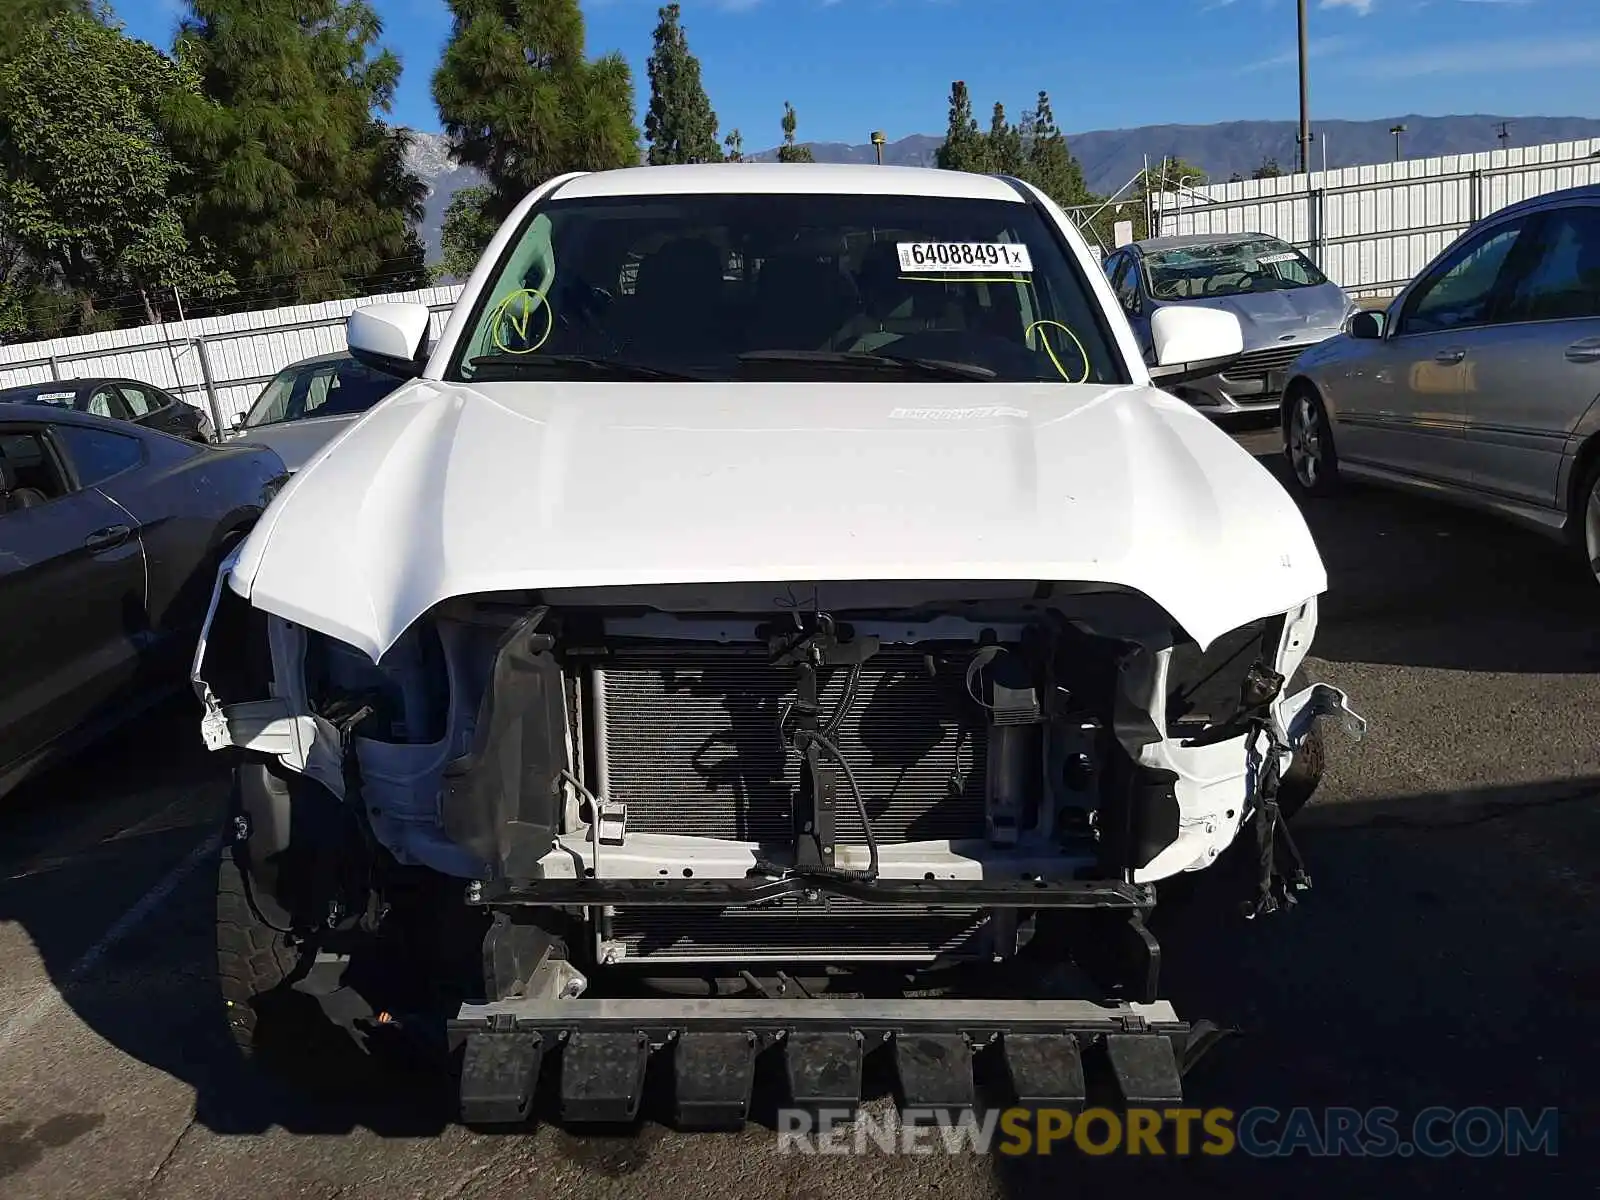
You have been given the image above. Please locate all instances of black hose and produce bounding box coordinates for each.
[810,729,880,880]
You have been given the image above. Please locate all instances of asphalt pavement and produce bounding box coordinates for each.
[0,422,1595,1199]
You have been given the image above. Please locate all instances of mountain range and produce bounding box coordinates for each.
[406,114,1600,264]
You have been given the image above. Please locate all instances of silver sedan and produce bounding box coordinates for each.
[1104,233,1356,415]
[1281,183,1600,582]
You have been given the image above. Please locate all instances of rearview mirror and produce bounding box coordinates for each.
[1145,304,1245,386]
[347,302,432,378]
[1348,310,1386,340]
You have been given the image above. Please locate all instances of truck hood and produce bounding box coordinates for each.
[230,378,1327,661]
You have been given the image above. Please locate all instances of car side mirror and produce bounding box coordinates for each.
[1145,304,1245,385]
[231,414,246,431]
[347,302,432,379]
[1348,310,1386,340]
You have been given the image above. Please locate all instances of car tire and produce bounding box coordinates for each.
[1571,457,1600,590]
[216,842,302,1057]
[1284,384,1339,497]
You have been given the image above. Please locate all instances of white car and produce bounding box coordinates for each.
[224,352,404,472]
[193,163,1363,1121]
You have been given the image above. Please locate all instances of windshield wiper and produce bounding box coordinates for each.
[467,353,706,381]
[736,349,996,381]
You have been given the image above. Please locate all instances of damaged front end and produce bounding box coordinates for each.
[193,563,1363,1124]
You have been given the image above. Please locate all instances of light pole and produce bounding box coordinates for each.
[871,130,886,165]
[1389,123,1406,161]
[1296,0,1311,175]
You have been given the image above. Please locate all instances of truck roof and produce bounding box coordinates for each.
[553,162,1027,204]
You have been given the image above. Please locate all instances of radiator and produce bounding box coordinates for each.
[593,651,989,844]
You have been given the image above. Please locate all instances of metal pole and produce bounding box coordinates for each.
[1143,153,1151,239]
[193,334,226,437]
[167,284,187,398]
[1296,0,1311,176]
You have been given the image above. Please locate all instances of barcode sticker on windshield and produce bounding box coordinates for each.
[1255,252,1299,264]
[897,242,1033,273]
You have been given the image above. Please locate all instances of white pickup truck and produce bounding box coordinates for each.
[192,161,1364,1127]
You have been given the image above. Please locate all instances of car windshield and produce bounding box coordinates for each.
[1143,238,1328,301]
[240,358,399,429]
[449,191,1126,385]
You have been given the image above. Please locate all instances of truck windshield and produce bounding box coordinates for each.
[1144,238,1328,301]
[448,191,1126,385]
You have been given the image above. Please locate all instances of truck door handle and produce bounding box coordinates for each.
[1434,347,1466,365]
[1566,339,1600,364]
[84,524,131,553]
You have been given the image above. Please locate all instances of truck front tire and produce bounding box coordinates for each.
[216,842,301,1056]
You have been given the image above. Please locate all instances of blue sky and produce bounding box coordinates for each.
[115,0,1600,147]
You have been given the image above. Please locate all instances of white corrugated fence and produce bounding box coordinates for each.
[0,284,464,431]
[1149,137,1600,296]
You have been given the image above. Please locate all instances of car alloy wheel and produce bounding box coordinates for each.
[1288,393,1325,491]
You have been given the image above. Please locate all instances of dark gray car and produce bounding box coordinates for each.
[1103,233,1356,414]
[0,406,285,796]
[0,376,214,442]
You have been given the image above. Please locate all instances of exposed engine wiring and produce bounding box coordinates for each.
[761,658,881,882]
[776,660,863,753]
[809,728,881,879]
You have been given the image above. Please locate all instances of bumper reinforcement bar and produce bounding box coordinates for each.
[450,997,1193,1128]
[470,877,1155,909]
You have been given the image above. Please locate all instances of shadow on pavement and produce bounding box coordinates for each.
[1250,444,1600,675]
[991,774,1599,1196]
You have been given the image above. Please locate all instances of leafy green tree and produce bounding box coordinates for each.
[0,0,105,63]
[986,102,1024,177]
[0,15,230,331]
[1252,156,1283,180]
[433,0,640,220]
[777,102,813,162]
[724,129,744,162]
[1022,91,1089,208]
[436,185,499,280]
[166,0,426,307]
[644,3,720,165]
[935,80,984,172]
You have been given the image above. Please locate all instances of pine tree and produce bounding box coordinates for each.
[165,0,427,306]
[433,0,639,220]
[437,185,498,279]
[724,129,744,162]
[935,80,983,172]
[986,102,1024,177]
[1023,90,1089,207]
[644,3,720,165]
[777,102,813,162]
